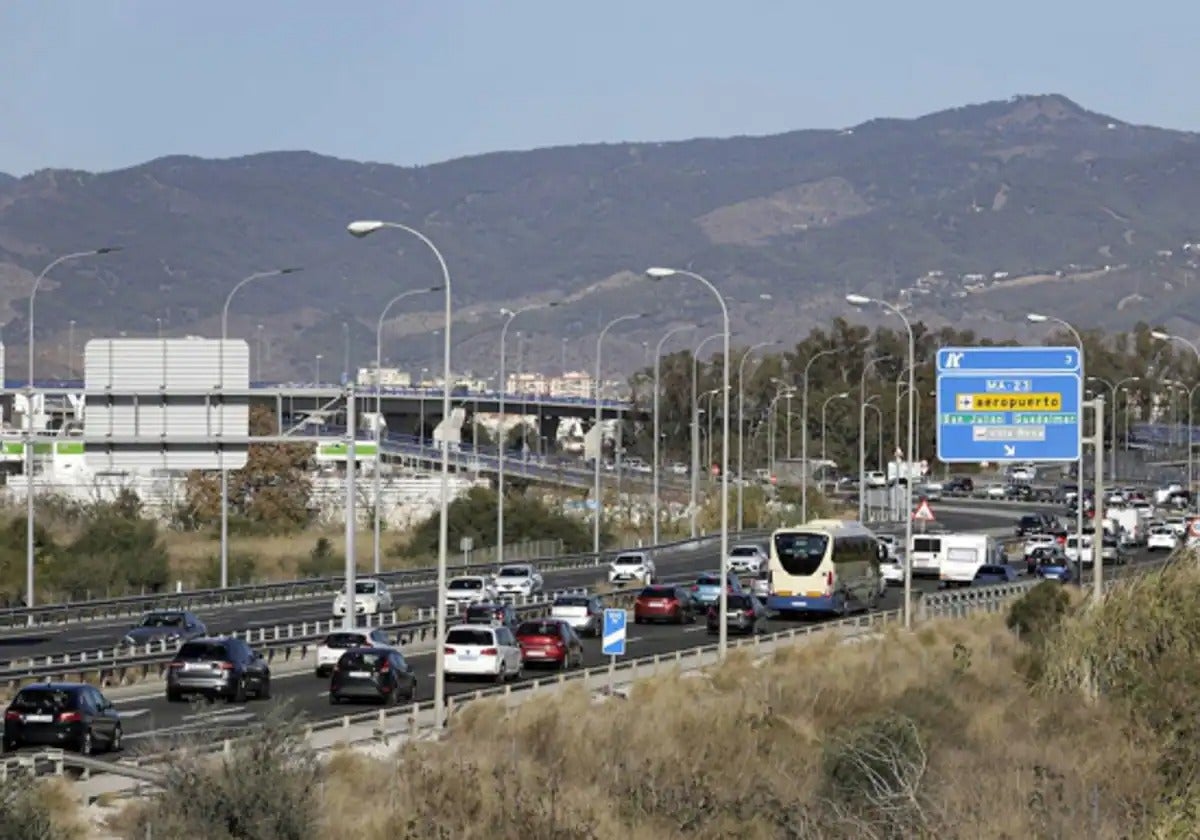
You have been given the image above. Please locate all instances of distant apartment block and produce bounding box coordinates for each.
[356,366,412,387]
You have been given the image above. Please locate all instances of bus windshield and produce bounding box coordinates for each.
[772,532,828,577]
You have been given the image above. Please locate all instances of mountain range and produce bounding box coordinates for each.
[2,93,1199,381]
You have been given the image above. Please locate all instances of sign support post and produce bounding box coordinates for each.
[1092,397,1105,600]
[602,607,627,696]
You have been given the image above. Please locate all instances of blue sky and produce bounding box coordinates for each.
[2,0,1196,175]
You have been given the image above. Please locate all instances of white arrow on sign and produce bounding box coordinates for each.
[1003,444,1016,457]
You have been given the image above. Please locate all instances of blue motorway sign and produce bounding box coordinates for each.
[602,608,627,656]
[936,346,1082,463]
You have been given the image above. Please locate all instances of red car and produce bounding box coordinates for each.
[513,619,584,670]
[633,585,697,624]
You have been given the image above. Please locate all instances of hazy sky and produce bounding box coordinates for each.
[2,0,1197,175]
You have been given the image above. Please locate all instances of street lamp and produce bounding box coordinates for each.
[702,388,721,470]
[652,322,704,544]
[690,332,724,538]
[593,313,647,555]
[849,294,915,629]
[864,396,883,475]
[348,220,453,730]
[736,340,780,530]
[1027,312,1088,592]
[24,247,120,615]
[646,266,732,660]
[498,302,560,564]
[1150,329,1200,490]
[820,392,851,492]
[373,285,443,574]
[1087,375,1140,482]
[800,343,864,522]
[220,268,302,590]
[856,354,891,521]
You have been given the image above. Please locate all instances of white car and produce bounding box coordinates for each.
[1009,466,1035,482]
[1022,534,1057,557]
[493,564,544,597]
[918,481,943,501]
[1165,517,1187,537]
[881,555,905,586]
[669,462,689,476]
[314,628,394,678]
[985,483,1008,499]
[443,624,523,683]
[750,571,770,602]
[332,578,393,618]
[607,552,655,585]
[727,544,768,574]
[864,471,887,488]
[549,593,604,637]
[1147,526,1179,552]
[445,576,497,611]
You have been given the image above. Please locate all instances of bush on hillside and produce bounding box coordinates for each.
[196,552,258,589]
[1006,580,1072,647]
[47,493,170,598]
[297,537,343,578]
[0,770,81,840]
[402,486,599,557]
[123,708,321,840]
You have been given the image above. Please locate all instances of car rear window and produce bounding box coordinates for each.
[447,628,494,646]
[696,575,721,586]
[497,567,529,577]
[176,642,229,661]
[553,596,589,607]
[323,632,369,649]
[516,621,561,637]
[141,613,185,627]
[465,605,500,621]
[639,586,675,598]
[12,688,78,713]
[726,595,754,609]
[449,579,483,590]
[614,555,644,566]
[977,565,1007,576]
[354,581,378,594]
[337,649,387,669]
[730,547,757,556]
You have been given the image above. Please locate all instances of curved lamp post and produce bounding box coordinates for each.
[652,322,703,544]
[348,220,453,729]
[646,267,731,659]
[25,247,120,616]
[220,268,301,589]
[372,285,442,574]
[736,341,780,530]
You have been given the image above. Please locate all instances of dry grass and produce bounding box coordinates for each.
[303,613,1164,839]
[111,569,1200,839]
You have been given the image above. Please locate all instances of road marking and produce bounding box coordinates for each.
[683,626,707,633]
[117,708,150,719]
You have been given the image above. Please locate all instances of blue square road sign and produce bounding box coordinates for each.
[602,608,627,656]
[936,346,1082,464]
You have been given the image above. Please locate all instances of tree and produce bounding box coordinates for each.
[179,406,315,533]
[403,486,599,557]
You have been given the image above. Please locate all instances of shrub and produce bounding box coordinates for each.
[197,552,258,589]
[126,707,321,840]
[0,769,81,840]
[297,537,342,578]
[1006,580,1071,647]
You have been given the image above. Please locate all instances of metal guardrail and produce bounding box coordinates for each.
[0,530,748,631]
[0,584,660,689]
[12,553,1182,788]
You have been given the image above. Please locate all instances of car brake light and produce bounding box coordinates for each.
[4,711,20,721]
[168,662,185,669]
[379,662,390,673]
[444,647,456,655]
[481,647,498,655]
[218,662,235,670]
[58,712,82,723]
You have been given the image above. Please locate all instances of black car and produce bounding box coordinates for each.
[3,683,122,755]
[329,647,417,706]
[944,476,974,495]
[121,610,207,648]
[706,594,767,636]
[1015,514,1044,537]
[166,638,272,703]
[463,602,520,630]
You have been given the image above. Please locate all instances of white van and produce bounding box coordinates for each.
[908,535,943,578]
[938,534,1001,587]
[1065,534,1092,565]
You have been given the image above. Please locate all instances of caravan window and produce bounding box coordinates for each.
[912,537,941,554]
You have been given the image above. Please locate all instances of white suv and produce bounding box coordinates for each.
[445,576,497,611]
[332,578,393,618]
[726,544,768,574]
[443,624,523,683]
[314,628,393,678]
[493,564,544,597]
[607,552,655,585]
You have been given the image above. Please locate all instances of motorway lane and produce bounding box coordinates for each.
[0,507,1025,663]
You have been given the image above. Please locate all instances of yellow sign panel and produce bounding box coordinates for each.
[955,393,1062,412]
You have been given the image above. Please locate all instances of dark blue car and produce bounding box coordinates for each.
[1035,558,1073,583]
[971,564,1020,586]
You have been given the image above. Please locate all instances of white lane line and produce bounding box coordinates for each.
[683,626,707,633]
[117,708,150,719]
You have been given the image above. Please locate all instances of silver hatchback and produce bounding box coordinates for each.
[166,637,271,703]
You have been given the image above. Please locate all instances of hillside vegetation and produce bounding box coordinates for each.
[66,557,1200,839]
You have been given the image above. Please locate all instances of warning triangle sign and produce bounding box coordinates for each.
[912,499,936,522]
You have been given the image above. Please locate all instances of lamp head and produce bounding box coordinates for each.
[845,293,872,306]
[1150,329,1170,341]
[1026,313,1048,323]
[96,246,123,255]
[837,391,849,398]
[347,220,385,238]
[278,267,302,276]
[645,267,676,279]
